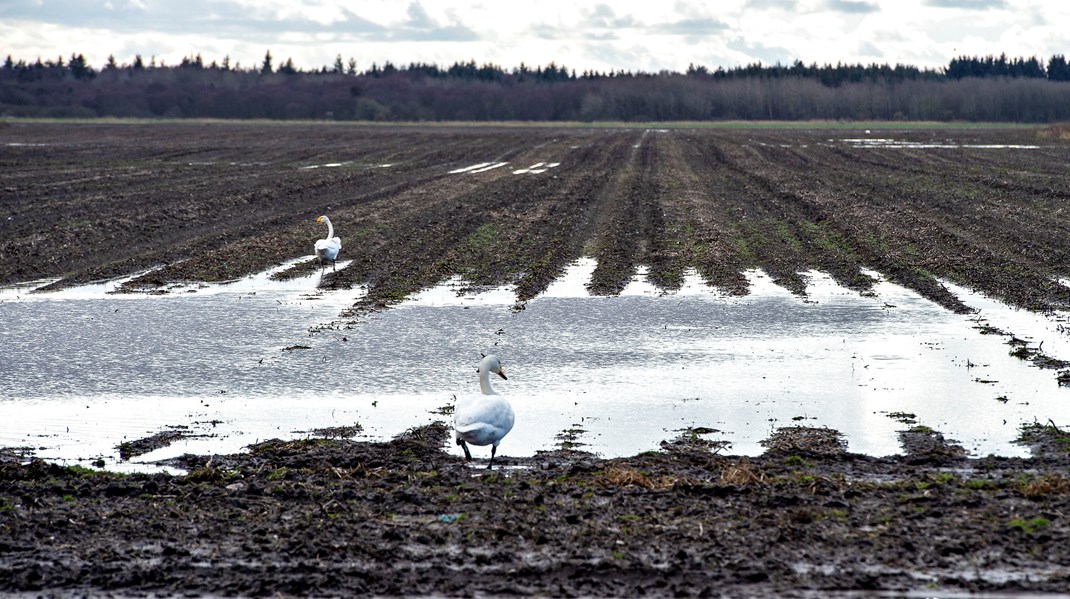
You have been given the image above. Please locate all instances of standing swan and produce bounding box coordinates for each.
[314,215,341,271]
[454,355,514,469]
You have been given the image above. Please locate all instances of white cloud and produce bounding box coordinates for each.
[825,0,880,13]
[924,0,1008,8]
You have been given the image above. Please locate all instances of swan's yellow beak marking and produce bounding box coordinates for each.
[497,369,507,380]
[316,216,324,222]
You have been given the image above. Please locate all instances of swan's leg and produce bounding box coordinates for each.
[487,445,496,470]
[332,259,337,272]
[457,439,471,461]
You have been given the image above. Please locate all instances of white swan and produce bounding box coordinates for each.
[454,354,514,469]
[314,215,341,271]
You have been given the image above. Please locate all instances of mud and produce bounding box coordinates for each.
[4,123,1070,316]
[3,423,1070,597]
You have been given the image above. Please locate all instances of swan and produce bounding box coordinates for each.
[314,215,341,271]
[454,354,514,469]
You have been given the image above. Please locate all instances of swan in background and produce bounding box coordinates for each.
[314,215,341,271]
[454,354,514,469]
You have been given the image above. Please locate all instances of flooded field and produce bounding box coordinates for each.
[3,257,1069,471]
[5,122,1070,597]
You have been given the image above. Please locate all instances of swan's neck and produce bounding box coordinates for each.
[479,370,497,395]
[323,219,334,240]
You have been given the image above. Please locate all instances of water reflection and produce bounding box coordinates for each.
[1,258,1069,472]
[837,138,1041,149]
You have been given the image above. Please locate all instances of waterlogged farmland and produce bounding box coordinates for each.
[3,256,1070,468]
[4,122,1070,312]
[5,122,1070,597]
[4,122,1070,461]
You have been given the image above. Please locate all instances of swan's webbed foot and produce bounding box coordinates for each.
[458,439,472,461]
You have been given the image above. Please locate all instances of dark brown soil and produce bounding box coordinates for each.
[4,122,1070,314]
[5,121,1070,596]
[3,422,1070,597]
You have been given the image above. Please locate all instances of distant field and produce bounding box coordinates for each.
[2,120,1069,314]
[0,116,1044,129]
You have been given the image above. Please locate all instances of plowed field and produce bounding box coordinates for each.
[4,121,1070,597]
[4,122,1070,315]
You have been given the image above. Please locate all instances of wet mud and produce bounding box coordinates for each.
[4,123,1070,314]
[3,423,1070,597]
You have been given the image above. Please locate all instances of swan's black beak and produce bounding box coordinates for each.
[497,369,507,380]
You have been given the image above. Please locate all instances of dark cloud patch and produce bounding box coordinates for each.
[825,0,880,14]
[334,8,392,36]
[1,0,146,30]
[924,0,1008,8]
[405,2,437,30]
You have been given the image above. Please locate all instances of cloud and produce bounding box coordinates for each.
[924,0,1008,8]
[0,0,384,38]
[528,22,567,41]
[825,0,880,13]
[526,5,643,43]
[582,42,649,72]
[388,1,479,41]
[1,0,134,30]
[743,0,799,9]
[654,17,731,36]
[584,4,642,29]
[404,2,436,29]
[726,39,796,65]
[857,40,883,58]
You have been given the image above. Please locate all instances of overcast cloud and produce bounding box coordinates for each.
[1,0,1065,73]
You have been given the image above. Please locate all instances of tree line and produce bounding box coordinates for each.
[2,51,1069,122]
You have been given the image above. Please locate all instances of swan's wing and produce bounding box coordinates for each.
[453,396,514,446]
[315,238,341,260]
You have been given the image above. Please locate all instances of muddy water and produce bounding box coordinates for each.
[2,258,1068,471]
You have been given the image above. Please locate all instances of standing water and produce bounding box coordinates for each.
[1,257,1068,471]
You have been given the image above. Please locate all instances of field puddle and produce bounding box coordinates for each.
[838,137,1041,149]
[449,161,509,174]
[2,258,1070,472]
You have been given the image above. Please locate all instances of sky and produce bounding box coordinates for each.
[1,0,1067,74]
